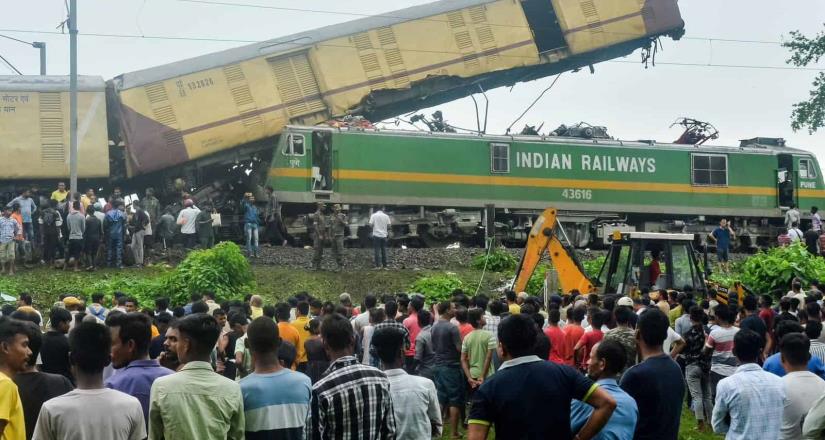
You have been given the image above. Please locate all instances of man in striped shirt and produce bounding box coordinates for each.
[807,321,825,363]
[306,313,395,440]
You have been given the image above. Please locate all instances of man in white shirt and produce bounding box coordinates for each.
[176,199,201,249]
[780,333,825,440]
[33,322,146,440]
[786,204,801,229]
[788,222,804,243]
[372,326,441,439]
[368,207,391,269]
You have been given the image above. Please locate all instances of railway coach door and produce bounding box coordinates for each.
[311,131,334,194]
[777,153,795,208]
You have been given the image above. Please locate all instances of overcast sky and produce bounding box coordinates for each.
[2,0,825,163]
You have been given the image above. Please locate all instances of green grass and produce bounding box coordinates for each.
[0,265,510,311]
[679,406,723,440]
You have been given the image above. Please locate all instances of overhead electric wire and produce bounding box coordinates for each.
[2,26,823,73]
[174,0,785,46]
[505,73,562,134]
[0,53,22,74]
[0,33,34,46]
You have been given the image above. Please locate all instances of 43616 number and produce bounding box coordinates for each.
[562,189,592,200]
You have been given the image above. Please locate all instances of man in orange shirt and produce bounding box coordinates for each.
[562,306,586,367]
[275,303,300,370]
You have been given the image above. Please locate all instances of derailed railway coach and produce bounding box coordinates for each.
[269,126,825,249]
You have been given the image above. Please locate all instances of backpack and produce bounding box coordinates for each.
[41,209,58,232]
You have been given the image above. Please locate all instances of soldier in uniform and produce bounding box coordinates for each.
[329,204,347,271]
[310,202,327,270]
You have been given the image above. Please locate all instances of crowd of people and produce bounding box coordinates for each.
[0,281,823,439]
[0,184,294,275]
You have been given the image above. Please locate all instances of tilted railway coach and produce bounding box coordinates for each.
[269,126,825,249]
[105,0,684,187]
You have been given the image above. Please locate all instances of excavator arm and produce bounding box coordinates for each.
[513,208,596,295]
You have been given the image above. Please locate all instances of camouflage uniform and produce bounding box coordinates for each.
[329,205,347,270]
[310,204,327,270]
[603,326,638,372]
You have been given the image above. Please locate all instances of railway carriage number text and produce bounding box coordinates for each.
[187,78,214,91]
[562,189,592,200]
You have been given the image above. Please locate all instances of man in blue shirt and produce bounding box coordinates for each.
[242,193,260,258]
[105,312,173,427]
[6,189,36,242]
[709,218,735,273]
[763,320,825,379]
[571,340,638,440]
[104,202,126,269]
[240,317,311,439]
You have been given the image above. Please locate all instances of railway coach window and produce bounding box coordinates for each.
[284,134,305,156]
[490,143,510,174]
[800,158,817,179]
[691,153,727,186]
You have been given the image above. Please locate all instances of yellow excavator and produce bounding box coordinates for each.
[513,208,708,296]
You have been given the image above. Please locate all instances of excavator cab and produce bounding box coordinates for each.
[596,232,705,295]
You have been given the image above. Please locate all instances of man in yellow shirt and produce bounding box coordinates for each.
[50,182,69,203]
[506,291,521,315]
[249,295,264,319]
[0,319,32,440]
[290,302,311,372]
[79,188,95,211]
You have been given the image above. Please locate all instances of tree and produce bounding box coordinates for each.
[784,29,825,133]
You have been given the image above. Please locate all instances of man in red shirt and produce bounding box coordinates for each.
[544,309,570,364]
[758,294,776,356]
[402,296,423,373]
[575,308,606,371]
[648,250,661,288]
[563,306,586,366]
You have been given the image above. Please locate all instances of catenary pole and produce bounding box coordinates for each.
[33,42,45,75]
[69,0,78,198]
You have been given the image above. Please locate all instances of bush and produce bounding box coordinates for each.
[409,273,464,305]
[0,241,253,308]
[471,248,518,272]
[162,242,255,306]
[739,242,825,295]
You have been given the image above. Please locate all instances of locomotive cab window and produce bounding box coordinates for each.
[284,134,305,156]
[490,143,510,174]
[691,154,727,186]
[800,158,817,179]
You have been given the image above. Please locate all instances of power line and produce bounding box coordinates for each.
[0,34,34,46]
[506,73,562,134]
[0,28,822,73]
[0,53,22,75]
[175,0,786,46]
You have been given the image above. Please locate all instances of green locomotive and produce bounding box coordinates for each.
[268,125,824,249]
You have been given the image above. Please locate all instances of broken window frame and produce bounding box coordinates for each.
[490,142,510,174]
[284,133,306,156]
[691,153,728,187]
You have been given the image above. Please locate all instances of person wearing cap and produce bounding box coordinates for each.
[309,203,327,271]
[177,199,201,250]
